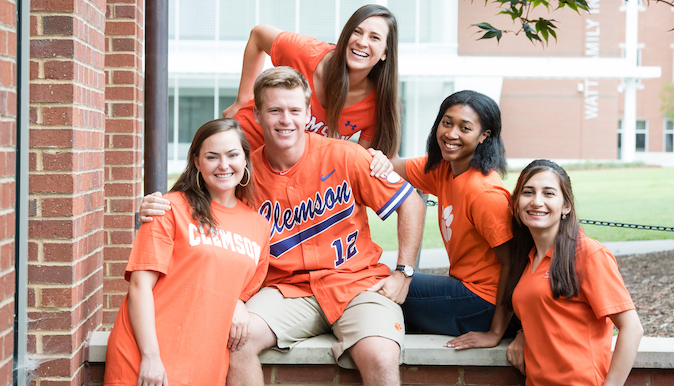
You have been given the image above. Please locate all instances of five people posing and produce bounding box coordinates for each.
[104,4,643,386]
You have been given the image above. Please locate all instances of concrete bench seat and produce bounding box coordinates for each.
[87,330,674,368]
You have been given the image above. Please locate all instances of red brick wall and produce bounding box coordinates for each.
[0,0,16,384]
[28,0,107,383]
[102,0,144,331]
[87,363,674,386]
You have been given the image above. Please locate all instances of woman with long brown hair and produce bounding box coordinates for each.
[504,159,642,385]
[104,119,270,386]
[224,4,400,171]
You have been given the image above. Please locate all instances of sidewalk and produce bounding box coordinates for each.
[380,239,674,270]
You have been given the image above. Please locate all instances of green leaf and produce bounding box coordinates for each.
[566,1,579,11]
[532,0,550,8]
[549,28,557,40]
[498,9,518,20]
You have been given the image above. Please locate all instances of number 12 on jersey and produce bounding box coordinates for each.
[332,230,359,268]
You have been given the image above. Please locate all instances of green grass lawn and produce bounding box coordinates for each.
[368,167,674,251]
[171,167,674,251]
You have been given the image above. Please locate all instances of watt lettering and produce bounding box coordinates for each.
[584,80,599,120]
[188,223,261,265]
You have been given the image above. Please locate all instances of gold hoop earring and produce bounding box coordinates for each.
[239,167,251,187]
[196,171,202,189]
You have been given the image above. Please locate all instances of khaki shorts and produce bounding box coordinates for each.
[246,287,405,368]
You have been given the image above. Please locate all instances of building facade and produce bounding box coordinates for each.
[166,0,673,172]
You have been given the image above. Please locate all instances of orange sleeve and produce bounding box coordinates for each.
[349,144,414,220]
[404,156,439,196]
[271,31,332,69]
[469,189,513,248]
[124,194,178,280]
[580,240,635,318]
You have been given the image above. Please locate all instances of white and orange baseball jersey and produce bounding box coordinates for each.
[252,133,413,323]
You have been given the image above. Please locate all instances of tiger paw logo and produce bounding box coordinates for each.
[441,205,454,243]
[394,323,402,332]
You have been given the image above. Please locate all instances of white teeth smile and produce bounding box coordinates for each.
[215,173,233,178]
[277,129,293,134]
[444,143,460,150]
[528,211,547,216]
[352,49,368,57]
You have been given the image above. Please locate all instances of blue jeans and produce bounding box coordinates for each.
[402,272,517,337]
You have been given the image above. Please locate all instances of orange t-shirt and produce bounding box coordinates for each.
[405,158,512,304]
[104,192,270,386]
[234,31,377,152]
[512,229,635,386]
[252,133,414,323]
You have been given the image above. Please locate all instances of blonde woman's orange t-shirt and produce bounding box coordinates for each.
[405,157,512,304]
[512,229,635,386]
[104,192,270,386]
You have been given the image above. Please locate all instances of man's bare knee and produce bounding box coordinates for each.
[352,337,399,363]
[349,337,400,386]
[232,313,277,357]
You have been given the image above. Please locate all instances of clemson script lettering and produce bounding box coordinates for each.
[259,181,353,238]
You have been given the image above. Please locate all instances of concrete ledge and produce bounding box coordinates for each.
[86,331,674,369]
[402,335,513,366]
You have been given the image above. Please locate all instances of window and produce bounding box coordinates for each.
[617,119,648,159]
[665,119,674,152]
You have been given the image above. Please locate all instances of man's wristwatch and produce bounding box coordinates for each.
[395,264,414,278]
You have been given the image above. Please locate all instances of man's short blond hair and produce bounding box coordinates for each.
[253,66,312,110]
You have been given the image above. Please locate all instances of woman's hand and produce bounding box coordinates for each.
[137,354,169,386]
[444,330,501,350]
[367,148,394,178]
[507,331,526,375]
[139,192,171,223]
[228,300,250,351]
[222,100,247,119]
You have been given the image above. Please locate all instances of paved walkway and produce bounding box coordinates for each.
[380,239,674,270]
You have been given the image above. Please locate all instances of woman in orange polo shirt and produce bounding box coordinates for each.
[503,159,642,385]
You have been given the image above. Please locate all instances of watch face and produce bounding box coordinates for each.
[403,265,414,277]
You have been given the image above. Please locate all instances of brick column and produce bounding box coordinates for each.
[0,0,17,384]
[102,0,144,330]
[28,0,106,383]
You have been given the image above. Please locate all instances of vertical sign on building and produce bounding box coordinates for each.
[584,0,600,120]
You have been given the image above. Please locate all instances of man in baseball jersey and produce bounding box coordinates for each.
[140,67,423,386]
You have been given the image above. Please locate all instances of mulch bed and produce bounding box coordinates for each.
[419,249,674,337]
[618,250,674,337]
